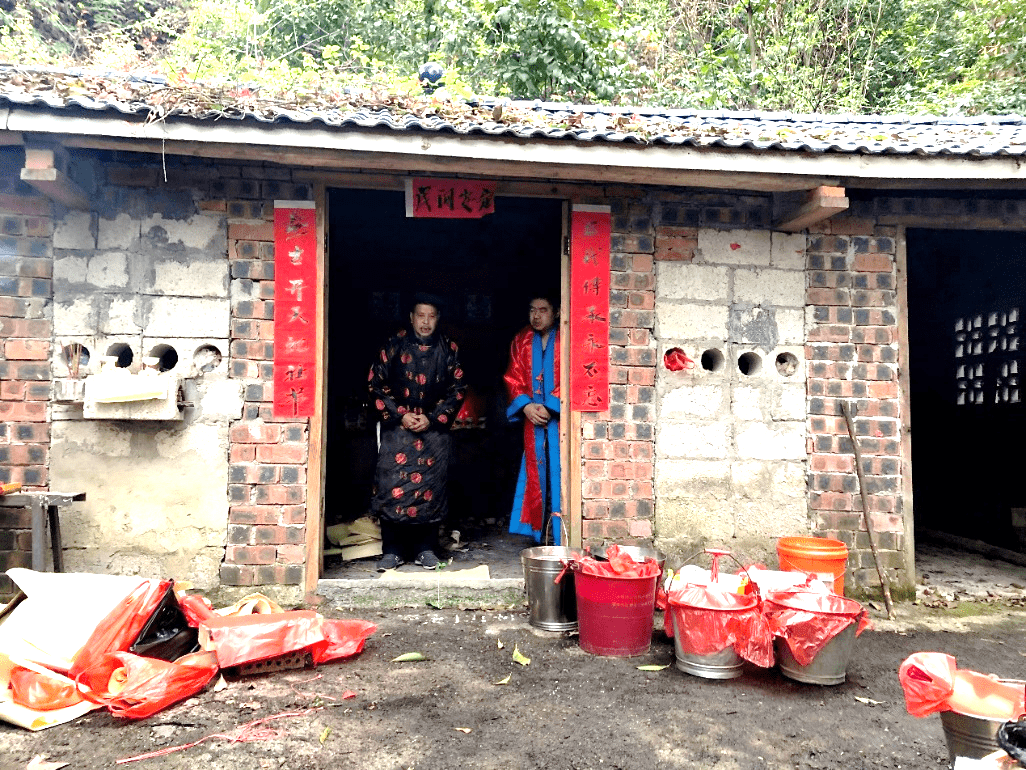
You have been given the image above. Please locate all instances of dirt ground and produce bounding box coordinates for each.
[4,584,1026,770]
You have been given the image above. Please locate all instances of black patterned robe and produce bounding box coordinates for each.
[369,326,466,524]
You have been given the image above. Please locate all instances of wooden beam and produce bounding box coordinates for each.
[304,183,329,600]
[774,185,849,232]
[19,142,90,209]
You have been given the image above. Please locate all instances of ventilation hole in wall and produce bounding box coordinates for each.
[149,344,179,373]
[775,352,799,377]
[193,344,223,373]
[738,352,762,376]
[61,343,90,371]
[106,343,134,368]
[700,348,725,372]
[663,347,694,372]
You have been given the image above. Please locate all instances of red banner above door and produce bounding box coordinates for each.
[404,178,496,218]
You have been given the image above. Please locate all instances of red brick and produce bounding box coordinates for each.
[6,466,47,487]
[228,222,274,241]
[854,254,892,272]
[0,318,49,337]
[583,441,609,460]
[7,444,46,465]
[631,254,653,273]
[583,460,607,479]
[0,194,51,216]
[0,380,25,400]
[630,442,653,460]
[868,513,902,532]
[810,492,854,511]
[826,217,875,236]
[807,326,851,343]
[225,545,276,565]
[628,519,653,538]
[626,368,655,386]
[810,453,853,472]
[230,423,282,444]
[0,401,46,421]
[229,505,283,525]
[806,288,850,306]
[199,199,227,212]
[627,291,654,310]
[230,445,257,462]
[281,505,306,525]
[256,444,307,463]
[4,339,49,360]
[582,500,610,519]
[276,544,305,562]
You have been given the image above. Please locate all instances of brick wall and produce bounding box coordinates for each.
[805,211,905,591]
[579,193,658,550]
[217,171,313,588]
[0,149,54,595]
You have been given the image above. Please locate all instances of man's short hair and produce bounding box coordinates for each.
[411,292,444,315]
[529,292,560,313]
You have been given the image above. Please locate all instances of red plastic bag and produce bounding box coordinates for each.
[898,652,1026,719]
[76,650,218,720]
[200,610,325,668]
[9,666,83,711]
[898,652,957,717]
[68,579,173,682]
[763,591,871,666]
[313,619,378,664]
[576,546,661,578]
[178,594,218,627]
[667,584,774,668]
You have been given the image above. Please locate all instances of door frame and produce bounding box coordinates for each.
[303,176,575,591]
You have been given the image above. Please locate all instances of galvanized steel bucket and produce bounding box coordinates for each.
[776,623,857,685]
[670,605,743,679]
[521,546,582,631]
[939,710,1006,765]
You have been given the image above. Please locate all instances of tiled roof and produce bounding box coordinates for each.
[4,65,1026,157]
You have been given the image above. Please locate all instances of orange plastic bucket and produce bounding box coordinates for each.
[776,537,848,595]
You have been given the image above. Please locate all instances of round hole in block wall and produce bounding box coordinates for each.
[738,352,762,376]
[193,344,223,373]
[149,344,179,373]
[106,343,134,369]
[700,348,725,372]
[61,343,90,370]
[775,352,799,377]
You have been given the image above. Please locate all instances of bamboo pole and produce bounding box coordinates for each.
[840,401,895,619]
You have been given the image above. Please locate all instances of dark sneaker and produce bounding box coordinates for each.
[415,551,442,569]
[376,554,404,572]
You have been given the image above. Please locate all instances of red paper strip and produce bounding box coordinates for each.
[273,202,318,418]
[569,206,611,411]
[405,177,495,218]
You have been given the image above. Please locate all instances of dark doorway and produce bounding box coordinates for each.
[906,229,1025,548]
[323,187,563,551]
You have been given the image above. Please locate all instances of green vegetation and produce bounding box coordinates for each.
[3,0,1026,114]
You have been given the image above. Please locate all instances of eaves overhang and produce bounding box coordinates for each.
[4,105,1026,193]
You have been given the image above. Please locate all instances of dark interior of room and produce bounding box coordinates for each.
[906,228,1025,548]
[324,187,563,544]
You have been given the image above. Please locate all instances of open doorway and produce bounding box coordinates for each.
[321,187,564,576]
[906,228,1025,550]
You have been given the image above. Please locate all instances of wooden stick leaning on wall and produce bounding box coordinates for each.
[840,401,895,620]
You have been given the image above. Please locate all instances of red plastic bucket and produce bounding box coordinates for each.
[574,570,658,657]
[776,537,848,595]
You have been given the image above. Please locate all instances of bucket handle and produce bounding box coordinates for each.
[675,548,759,599]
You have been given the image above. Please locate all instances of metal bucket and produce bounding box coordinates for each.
[521,546,582,631]
[939,711,1007,765]
[670,606,743,679]
[776,623,857,685]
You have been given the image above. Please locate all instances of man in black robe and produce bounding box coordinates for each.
[369,294,466,570]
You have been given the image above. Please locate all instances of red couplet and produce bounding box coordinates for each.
[574,570,658,657]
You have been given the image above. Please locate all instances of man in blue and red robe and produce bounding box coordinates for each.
[504,294,561,544]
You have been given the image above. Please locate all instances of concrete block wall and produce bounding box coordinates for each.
[805,209,906,591]
[46,154,237,589]
[651,193,808,564]
[0,149,53,597]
